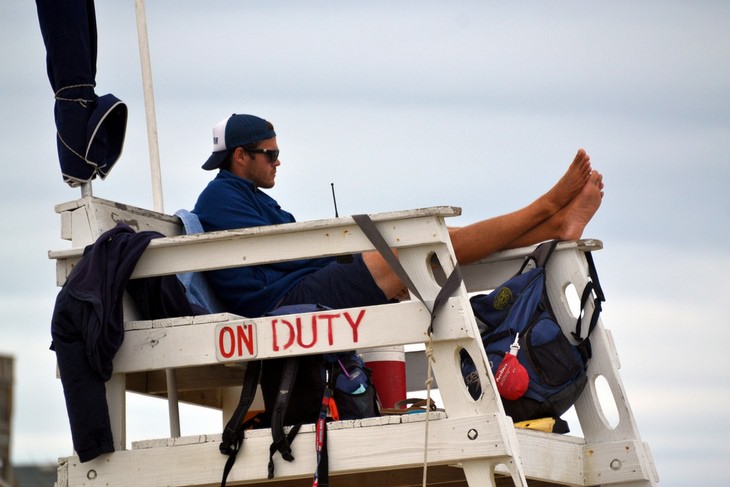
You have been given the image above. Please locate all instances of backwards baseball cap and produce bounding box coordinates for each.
[202,114,276,170]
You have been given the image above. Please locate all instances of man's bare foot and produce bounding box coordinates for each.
[542,149,593,215]
[557,169,604,241]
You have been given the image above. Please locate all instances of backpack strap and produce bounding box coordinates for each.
[533,240,560,318]
[532,239,559,269]
[267,356,301,479]
[351,214,463,334]
[267,423,302,479]
[219,359,263,487]
[571,250,606,360]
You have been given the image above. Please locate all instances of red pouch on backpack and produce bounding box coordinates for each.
[494,334,529,400]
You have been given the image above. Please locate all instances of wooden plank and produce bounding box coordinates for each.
[114,299,473,373]
[61,415,513,487]
[460,239,603,293]
[55,196,183,236]
[513,429,585,485]
[54,196,183,248]
[56,426,599,487]
[127,364,245,393]
[125,364,246,408]
[50,203,461,284]
[582,440,656,485]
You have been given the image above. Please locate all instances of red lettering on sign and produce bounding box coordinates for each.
[267,309,367,352]
[236,323,254,357]
[343,309,366,342]
[272,318,296,352]
[318,313,341,346]
[296,316,317,348]
[217,323,256,359]
[218,326,235,359]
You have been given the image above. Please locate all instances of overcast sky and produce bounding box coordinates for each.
[2,1,729,486]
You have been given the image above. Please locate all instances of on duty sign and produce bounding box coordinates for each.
[214,309,367,362]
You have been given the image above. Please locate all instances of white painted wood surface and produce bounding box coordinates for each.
[49,196,658,486]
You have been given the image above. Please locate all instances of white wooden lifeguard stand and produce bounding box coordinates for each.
[49,195,658,487]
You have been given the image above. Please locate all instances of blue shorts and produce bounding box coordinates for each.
[279,254,389,309]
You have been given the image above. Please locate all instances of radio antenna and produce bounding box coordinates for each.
[330,182,339,217]
[331,183,353,263]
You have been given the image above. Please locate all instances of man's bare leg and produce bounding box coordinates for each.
[364,150,597,298]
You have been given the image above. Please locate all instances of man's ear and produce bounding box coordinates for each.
[228,147,248,176]
[232,147,247,165]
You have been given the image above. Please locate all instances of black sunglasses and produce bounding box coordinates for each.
[245,147,279,163]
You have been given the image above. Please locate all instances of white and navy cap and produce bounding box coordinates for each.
[202,114,276,170]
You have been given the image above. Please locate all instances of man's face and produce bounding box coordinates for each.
[236,137,280,189]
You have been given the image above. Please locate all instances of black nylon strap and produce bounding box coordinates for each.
[220,412,264,487]
[520,239,559,273]
[534,239,559,268]
[351,213,463,334]
[351,214,427,304]
[518,240,560,320]
[427,267,463,335]
[270,357,300,462]
[267,423,302,479]
[585,252,605,303]
[571,251,606,360]
[219,360,262,487]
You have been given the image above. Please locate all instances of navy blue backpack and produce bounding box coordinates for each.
[462,240,604,425]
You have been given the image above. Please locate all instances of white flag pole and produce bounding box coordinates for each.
[134,0,180,438]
